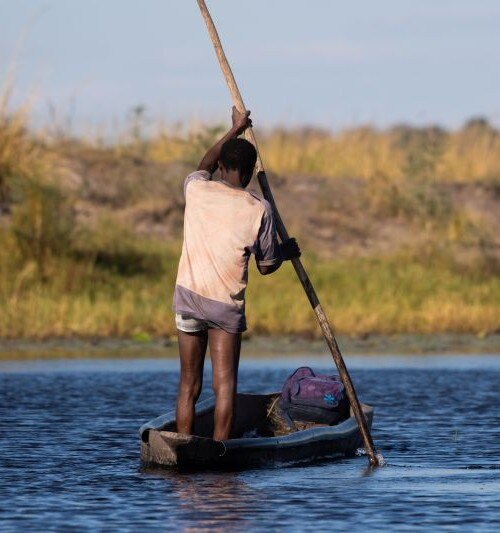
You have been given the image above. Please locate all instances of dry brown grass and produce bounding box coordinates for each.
[0,94,499,339]
[147,119,500,187]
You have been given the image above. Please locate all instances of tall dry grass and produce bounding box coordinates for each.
[147,118,500,185]
[0,93,499,339]
[258,120,500,185]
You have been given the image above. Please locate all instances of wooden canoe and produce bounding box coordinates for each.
[140,392,374,469]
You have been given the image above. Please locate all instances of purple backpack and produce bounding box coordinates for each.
[279,367,349,427]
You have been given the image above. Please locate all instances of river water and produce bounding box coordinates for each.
[1,355,499,531]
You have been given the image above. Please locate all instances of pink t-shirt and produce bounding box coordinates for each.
[173,170,281,332]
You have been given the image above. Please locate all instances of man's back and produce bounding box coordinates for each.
[174,170,280,333]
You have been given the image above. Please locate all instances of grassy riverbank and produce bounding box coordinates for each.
[1,244,498,339]
[1,333,499,361]
[1,98,499,340]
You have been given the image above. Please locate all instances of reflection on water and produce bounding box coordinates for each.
[144,468,256,529]
[1,355,499,530]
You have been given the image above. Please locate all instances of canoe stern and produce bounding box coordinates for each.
[141,430,226,467]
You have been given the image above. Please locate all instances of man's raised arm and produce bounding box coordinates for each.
[197,106,252,173]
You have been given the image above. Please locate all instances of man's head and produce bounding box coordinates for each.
[219,138,257,188]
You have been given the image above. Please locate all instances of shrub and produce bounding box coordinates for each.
[10,178,75,277]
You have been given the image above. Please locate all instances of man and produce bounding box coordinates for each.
[173,107,300,440]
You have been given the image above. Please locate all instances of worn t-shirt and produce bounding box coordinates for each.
[173,170,282,333]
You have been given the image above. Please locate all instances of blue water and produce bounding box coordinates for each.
[1,355,499,531]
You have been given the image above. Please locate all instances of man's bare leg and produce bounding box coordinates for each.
[208,328,241,441]
[176,330,208,435]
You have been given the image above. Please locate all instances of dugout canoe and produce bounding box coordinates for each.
[140,393,374,469]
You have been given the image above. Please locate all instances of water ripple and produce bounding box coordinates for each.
[1,357,499,530]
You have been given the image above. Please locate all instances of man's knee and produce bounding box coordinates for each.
[212,379,235,400]
[178,377,202,400]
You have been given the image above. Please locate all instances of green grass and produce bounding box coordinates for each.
[1,241,498,339]
[247,250,500,336]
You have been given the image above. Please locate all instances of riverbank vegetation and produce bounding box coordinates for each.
[1,98,499,339]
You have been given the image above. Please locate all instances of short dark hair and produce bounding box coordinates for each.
[219,138,257,177]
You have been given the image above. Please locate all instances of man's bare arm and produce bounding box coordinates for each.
[258,238,301,275]
[197,107,252,173]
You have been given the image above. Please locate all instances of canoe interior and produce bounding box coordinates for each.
[143,393,282,441]
[140,393,373,470]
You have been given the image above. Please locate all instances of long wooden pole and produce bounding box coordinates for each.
[196,0,379,467]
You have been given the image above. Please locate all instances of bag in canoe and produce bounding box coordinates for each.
[279,366,349,427]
